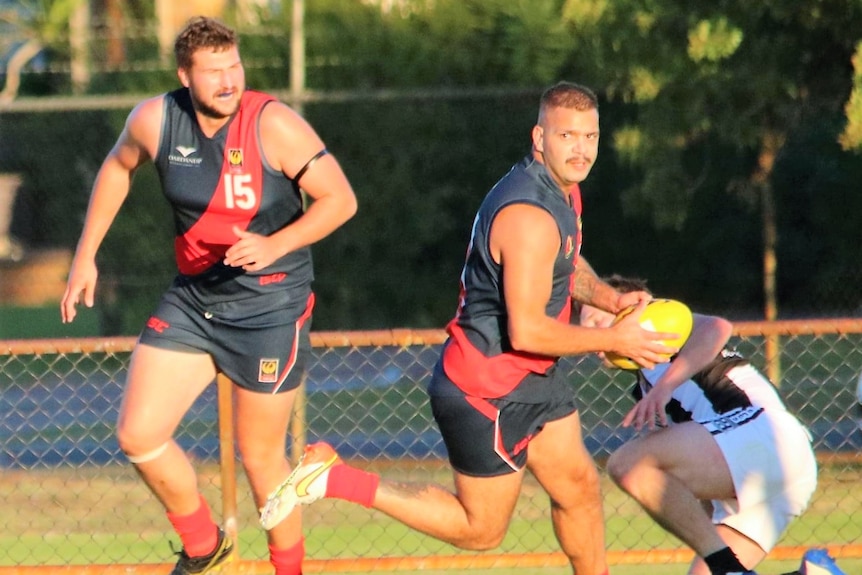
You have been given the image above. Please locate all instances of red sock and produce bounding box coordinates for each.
[166,494,218,557]
[269,538,304,575]
[325,464,380,507]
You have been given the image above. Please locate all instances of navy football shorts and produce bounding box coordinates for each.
[138,283,312,394]
[428,365,578,477]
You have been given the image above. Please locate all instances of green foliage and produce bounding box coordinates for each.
[0,108,175,335]
[686,17,743,63]
[0,0,88,99]
[7,0,862,331]
[95,164,176,335]
[839,41,862,152]
[557,0,862,234]
[772,115,862,313]
[299,0,580,89]
[305,93,539,329]
[0,0,85,45]
[1,110,116,245]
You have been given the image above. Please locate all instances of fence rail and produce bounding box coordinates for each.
[1,319,861,573]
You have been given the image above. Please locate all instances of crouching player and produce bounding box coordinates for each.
[579,275,843,575]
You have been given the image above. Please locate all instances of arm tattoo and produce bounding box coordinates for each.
[571,267,598,303]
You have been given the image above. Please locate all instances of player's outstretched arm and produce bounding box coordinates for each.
[657,313,733,385]
[623,314,733,430]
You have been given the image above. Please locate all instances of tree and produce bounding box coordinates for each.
[840,40,862,151]
[559,0,862,319]
[0,0,89,101]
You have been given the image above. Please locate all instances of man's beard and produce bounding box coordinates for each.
[192,93,241,120]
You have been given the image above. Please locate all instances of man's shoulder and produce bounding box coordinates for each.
[484,157,547,205]
[255,95,298,124]
[242,88,278,105]
[255,95,319,150]
[121,93,169,157]
[129,93,168,123]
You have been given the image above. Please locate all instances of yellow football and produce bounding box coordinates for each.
[605,298,693,370]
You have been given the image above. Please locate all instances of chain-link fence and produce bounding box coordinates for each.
[1,320,862,573]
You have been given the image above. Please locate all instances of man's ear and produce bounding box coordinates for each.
[531,124,544,153]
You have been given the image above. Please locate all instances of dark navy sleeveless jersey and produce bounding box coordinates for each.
[154,88,313,314]
[440,155,583,398]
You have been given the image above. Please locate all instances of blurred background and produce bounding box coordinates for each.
[2,0,862,337]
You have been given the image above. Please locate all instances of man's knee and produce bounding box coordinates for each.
[240,452,285,480]
[123,442,170,464]
[607,449,662,501]
[237,442,290,491]
[116,420,169,461]
[453,527,507,551]
[116,420,170,463]
[606,449,636,489]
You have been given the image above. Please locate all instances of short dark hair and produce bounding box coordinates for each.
[603,274,651,295]
[538,81,598,123]
[571,274,650,321]
[174,16,238,70]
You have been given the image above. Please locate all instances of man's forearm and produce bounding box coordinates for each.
[572,258,622,313]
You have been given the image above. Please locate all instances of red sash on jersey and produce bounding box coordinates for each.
[568,185,583,295]
[442,184,580,399]
[175,91,275,275]
[442,300,571,398]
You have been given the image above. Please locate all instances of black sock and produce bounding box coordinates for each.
[704,546,748,574]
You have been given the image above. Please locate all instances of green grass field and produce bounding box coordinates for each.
[0,304,101,338]
[1,458,861,572]
[344,560,862,574]
[343,560,862,575]
[1,329,861,572]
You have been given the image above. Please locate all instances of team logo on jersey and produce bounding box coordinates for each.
[168,145,202,166]
[228,148,244,169]
[259,272,287,286]
[176,146,196,157]
[146,316,170,333]
[258,358,279,383]
[564,235,575,259]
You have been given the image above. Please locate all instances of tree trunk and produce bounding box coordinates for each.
[0,39,44,102]
[70,0,92,94]
[105,0,127,68]
[754,132,784,385]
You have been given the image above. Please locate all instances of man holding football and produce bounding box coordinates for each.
[580,275,835,575]
[259,81,678,575]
